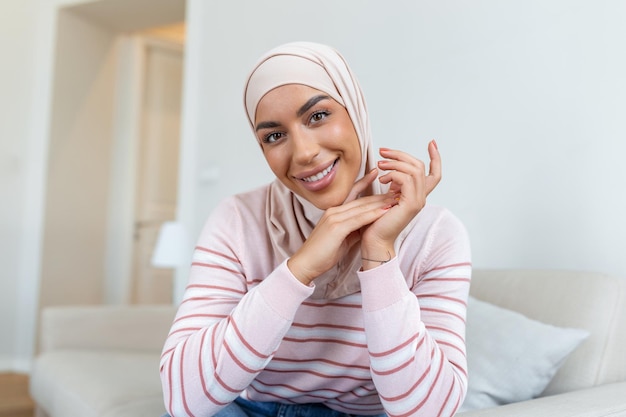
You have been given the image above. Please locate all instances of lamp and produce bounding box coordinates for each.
[151,221,187,268]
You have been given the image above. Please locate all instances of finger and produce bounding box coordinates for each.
[380,142,441,197]
[322,195,398,235]
[426,139,442,194]
[377,158,424,179]
[378,170,423,200]
[343,168,378,204]
[379,147,426,167]
[378,157,425,189]
[330,193,394,220]
[328,192,398,220]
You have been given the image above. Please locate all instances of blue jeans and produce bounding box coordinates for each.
[162,397,386,417]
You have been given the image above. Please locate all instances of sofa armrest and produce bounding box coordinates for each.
[457,381,626,417]
[39,305,176,353]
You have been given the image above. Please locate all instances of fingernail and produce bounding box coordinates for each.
[431,139,438,150]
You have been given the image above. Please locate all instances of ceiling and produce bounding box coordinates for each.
[65,0,185,33]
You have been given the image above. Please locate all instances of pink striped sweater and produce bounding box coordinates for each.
[160,184,472,417]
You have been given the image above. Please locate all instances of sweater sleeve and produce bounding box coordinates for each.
[357,208,472,417]
[160,198,314,417]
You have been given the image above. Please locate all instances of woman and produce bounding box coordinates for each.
[160,42,471,417]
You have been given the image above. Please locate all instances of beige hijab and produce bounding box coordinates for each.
[244,42,381,299]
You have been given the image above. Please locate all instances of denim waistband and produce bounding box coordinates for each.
[226,397,386,417]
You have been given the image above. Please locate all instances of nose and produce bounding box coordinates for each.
[291,128,320,165]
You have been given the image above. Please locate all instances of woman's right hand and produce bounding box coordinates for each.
[286,168,395,285]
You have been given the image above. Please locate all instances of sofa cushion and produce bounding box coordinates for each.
[30,350,165,417]
[459,296,588,412]
[470,269,626,395]
[101,396,168,417]
[457,381,626,417]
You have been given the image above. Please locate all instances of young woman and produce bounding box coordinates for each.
[160,42,471,417]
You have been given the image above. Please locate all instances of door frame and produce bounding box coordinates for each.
[13,0,186,374]
[105,35,184,304]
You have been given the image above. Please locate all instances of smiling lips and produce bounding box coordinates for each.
[301,160,337,182]
[296,159,338,191]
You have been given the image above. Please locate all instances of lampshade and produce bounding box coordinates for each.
[151,221,187,268]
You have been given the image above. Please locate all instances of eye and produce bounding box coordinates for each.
[310,110,330,123]
[262,132,284,144]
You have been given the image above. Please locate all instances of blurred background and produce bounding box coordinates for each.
[1,0,625,374]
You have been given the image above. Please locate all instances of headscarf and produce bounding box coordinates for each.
[243,42,380,299]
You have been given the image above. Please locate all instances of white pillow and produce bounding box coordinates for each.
[459,296,589,412]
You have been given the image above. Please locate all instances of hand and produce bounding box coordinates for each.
[287,169,397,285]
[360,140,441,267]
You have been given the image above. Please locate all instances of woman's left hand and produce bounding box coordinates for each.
[360,140,441,266]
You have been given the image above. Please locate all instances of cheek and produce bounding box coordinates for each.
[263,148,289,177]
[340,125,361,161]
[328,122,349,138]
[324,122,357,149]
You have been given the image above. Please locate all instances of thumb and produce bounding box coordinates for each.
[343,168,378,204]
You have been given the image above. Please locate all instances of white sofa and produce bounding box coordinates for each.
[30,269,626,417]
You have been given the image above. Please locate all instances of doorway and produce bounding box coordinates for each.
[130,33,184,304]
[105,25,186,305]
[39,1,186,312]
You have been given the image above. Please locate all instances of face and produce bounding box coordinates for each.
[254,84,362,210]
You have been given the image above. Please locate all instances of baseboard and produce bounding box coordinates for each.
[12,357,33,373]
[0,356,14,373]
[0,355,32,374]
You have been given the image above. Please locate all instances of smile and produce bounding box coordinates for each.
[300,159,337,183]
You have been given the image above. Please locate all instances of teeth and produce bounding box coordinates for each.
[303,161,335,182]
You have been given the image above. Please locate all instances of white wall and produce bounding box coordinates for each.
[0,0,186,372]
[0,0,40,370]
[38,8,118,309]
[177,0,626,298]
[0,0,105,372]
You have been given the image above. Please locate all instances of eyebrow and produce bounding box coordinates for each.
[296,94,331,117]
[255,121,280,132]
[255,94,331,132]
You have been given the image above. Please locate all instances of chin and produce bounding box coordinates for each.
[288,181,350,210]
[307,194,347,210]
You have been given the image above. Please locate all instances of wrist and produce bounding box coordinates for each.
[360,247,395,271]
[286,256,315,286]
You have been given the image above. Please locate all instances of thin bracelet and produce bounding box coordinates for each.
[361,251,391,265]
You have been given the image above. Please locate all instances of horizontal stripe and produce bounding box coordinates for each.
[370,336,422,374]
[290,322,364,332]
[190,262,243,276]
[272,356,370,371]
[264,359,371,378]
[195,246,240,264]
[283,326,366,345]
[383,350,444,417]
[418,293,467,306]
[223,319,272,372]
[421,307,465,323]
[261,367,372,382]
[422,262,472,277]
[419,298,467,321]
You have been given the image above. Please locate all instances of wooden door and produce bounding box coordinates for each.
[131,40,183,304]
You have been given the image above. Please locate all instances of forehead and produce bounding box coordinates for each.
[255,84,334,123]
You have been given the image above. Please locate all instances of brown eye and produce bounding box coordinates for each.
[310,111,329,123]
[263,132,284,144]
